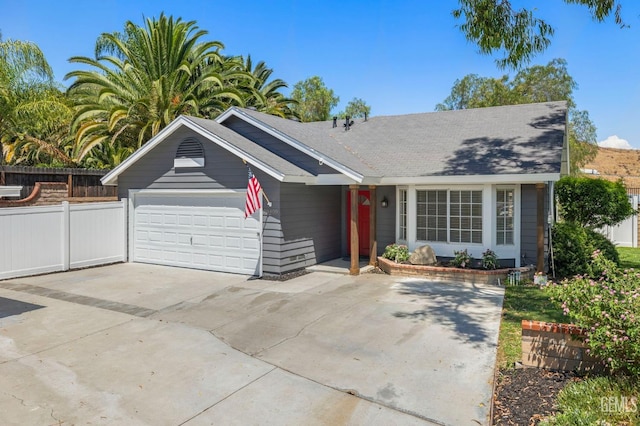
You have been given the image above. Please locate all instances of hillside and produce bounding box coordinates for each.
[581,147,640,189]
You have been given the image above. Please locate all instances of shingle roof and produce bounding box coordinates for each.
[233,101,567,177]
[183,116,314,178]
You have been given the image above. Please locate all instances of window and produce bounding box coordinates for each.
[496,188,514,245]
[450,190,483,243]
[415,189,482,244]
[416,190,448,242]
[399,189,407,240]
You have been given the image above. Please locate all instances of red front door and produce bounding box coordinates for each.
[346,190,371,256]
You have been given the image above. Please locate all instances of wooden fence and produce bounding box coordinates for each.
[0,165,116,199]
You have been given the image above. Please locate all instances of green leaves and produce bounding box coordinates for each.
[435,58,598,172]
[556,176,636,228]
[290,76,339,122]
[454,0,623,69]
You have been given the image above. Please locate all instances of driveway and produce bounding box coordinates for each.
[0,263,504,425]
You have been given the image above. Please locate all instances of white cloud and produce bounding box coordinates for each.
[598,135,634,149]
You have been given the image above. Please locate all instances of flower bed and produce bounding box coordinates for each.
[377,256,535,285]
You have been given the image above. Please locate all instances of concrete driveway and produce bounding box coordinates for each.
[0,263,504,425]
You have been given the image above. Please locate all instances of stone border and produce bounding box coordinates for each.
[377,256,534,285]
[521,320,601,372]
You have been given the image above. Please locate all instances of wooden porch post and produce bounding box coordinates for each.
[536,183,545,273]
[349,184,360,275]
[369,185,378,266]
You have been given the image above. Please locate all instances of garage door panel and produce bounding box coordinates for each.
[133,194,260,275]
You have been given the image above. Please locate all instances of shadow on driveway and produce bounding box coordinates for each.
[392,279,504,347]
[0,296,45,319]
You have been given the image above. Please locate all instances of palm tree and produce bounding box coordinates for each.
[66,13,248,162]
[0,35,66,165]
[237,55,296,118]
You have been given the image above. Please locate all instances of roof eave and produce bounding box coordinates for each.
[217,107,365,183]
[379,173,562,185]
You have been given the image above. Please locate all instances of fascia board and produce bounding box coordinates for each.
[379,173,561,185]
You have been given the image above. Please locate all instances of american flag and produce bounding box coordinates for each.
[244,166,262,218]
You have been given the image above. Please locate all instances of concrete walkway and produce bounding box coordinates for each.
[0,263,504,425]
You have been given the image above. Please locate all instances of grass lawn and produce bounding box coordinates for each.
[497,247,640,369]
[618,246,640,269]
[496,285,565,369]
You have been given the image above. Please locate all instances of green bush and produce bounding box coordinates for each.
[481,248,499,270]
[451,249,472,268]
[545,252,640,376]
[551,222,619,278]
[382,243,410,263]
[556,176,635,228]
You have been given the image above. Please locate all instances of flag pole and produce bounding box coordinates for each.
[243,158,272,207]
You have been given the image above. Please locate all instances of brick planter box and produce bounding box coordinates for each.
[377,256,534,285]
[521,320,602,372]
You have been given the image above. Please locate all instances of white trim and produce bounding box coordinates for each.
[380,173,561,185]
[217,107,365,183]
[174,157,204,168]
[312,174,356,185]
[492,185,521,267]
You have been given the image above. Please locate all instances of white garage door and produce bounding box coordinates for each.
[132,192,261,275]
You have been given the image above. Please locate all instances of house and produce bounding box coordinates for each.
[101,101,569,276]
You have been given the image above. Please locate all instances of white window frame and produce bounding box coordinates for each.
[397,187,408,242]
[397,184,521,266]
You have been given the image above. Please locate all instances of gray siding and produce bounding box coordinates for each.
[273,184,342,273]
[223,116,339,175]
[118,127,251,197]
[376,186,397,255]
[521,184,550,269]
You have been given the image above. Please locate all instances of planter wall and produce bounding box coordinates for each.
[521,320,602,373]
[377,256,534,285]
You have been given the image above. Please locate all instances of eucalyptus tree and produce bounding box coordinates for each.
[66,14,248,161]
[291,76,339,122]
[454,0,626,69]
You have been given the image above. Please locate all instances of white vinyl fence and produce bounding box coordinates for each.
[0,200,127,280]
[600,195,638,248]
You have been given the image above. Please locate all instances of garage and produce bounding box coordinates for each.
[131,191,261,275]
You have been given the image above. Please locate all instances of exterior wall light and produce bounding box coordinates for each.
[381,197,389,208]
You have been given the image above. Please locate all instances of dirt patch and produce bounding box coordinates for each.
[493,367,582,425]
[583,147,640,188]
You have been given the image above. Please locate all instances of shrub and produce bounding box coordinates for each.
[551,221,619,278]
[382,243,409,263]
[451,249,472,268]
[545,252,640,376]
[481,249,499,270]
[555,176,635,228]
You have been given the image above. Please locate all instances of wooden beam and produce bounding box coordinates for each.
[349,184,360,275]
[67,174,73,198]
[369,185,377,267]
[536,183,545,273]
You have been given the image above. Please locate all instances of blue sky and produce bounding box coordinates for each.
[2,1,640,148]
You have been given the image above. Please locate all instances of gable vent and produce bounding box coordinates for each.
[174,137,205,168]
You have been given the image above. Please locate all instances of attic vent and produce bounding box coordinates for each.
[174,137,205,168]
